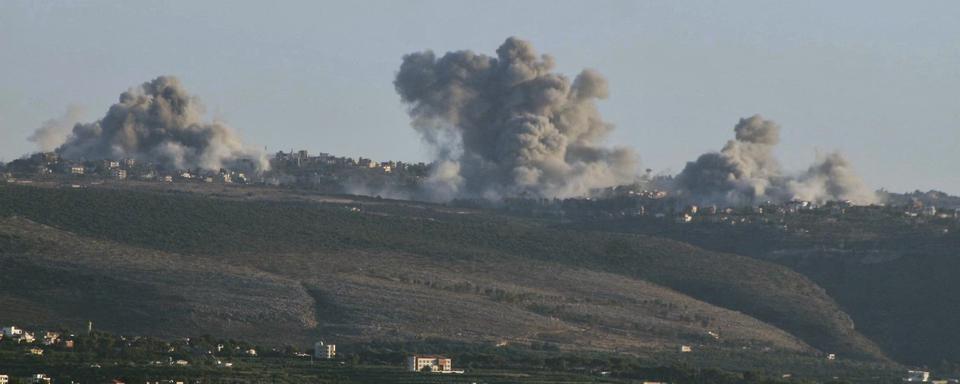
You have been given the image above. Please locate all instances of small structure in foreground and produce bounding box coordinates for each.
[314,341,336,359]
[904,370,930,382]
[406,355,461,373]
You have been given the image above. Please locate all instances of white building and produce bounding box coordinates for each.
[904,370,930,382]
[110,169,127,180]
[42,332,60,345]
[0,374,9,384]
[1,326,22,337]
[314,341,336,359]
[406,355,452,373]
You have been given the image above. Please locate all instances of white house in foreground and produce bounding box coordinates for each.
[314,341,336,359]
[904,370,930,382]
[406,355,453,373]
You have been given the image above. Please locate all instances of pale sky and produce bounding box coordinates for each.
[1,1,958,194]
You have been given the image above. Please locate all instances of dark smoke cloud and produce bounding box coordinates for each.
[395,37,638,200]
[53,76,267,171]
[676,115,877,205]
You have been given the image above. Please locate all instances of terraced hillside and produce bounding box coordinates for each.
[572,210,960,367]
[0,184,886,365]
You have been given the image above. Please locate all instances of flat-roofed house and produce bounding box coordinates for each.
[314,341,336,359]
[406,355,452,373]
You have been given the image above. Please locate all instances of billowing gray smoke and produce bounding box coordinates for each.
[789,152,878,204]
[394,37,638,200]
[53,76,267,171]
[28,105,85,152]
[676,115,877,205]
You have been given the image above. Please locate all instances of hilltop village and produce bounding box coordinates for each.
[492,186,960,227]
[0,150,428,192]
[2,150,959,228]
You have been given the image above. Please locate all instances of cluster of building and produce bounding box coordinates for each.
[266,150,430,193]
[495,189,960,229]
[902,369,960,383]
[0,324,261,383]
[668,200,854,224]
[272,150,427,176]
[0,149,430,193]
[0,321,475,382]
[1,326,75,355]
[901,200,960,220]
[5,151,958,231]
[0,374,51,384]
[0,152,252,185]
[1,325,78,384]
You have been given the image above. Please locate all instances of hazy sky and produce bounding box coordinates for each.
[1,1,958,194]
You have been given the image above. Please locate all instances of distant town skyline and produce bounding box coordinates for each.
[1,1,958,194]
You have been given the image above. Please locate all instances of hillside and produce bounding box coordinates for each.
[0,184,887,367]
[572,209,960,368]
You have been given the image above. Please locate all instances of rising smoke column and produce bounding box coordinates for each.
[28,105,85,152]
[394,37,638,200]
[54,76,267,171]
[789,152,878,204]
[676,115,786,205]
[676,115,876,205]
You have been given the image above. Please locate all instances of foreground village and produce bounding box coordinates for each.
[4,323,951,383]
[0,324,467,384]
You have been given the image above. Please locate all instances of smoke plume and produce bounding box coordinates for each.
[676,115,877,205]
[394,37,638,200]
[54,76,267,171]
[789,152,878,204]
[29,105,85,152]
